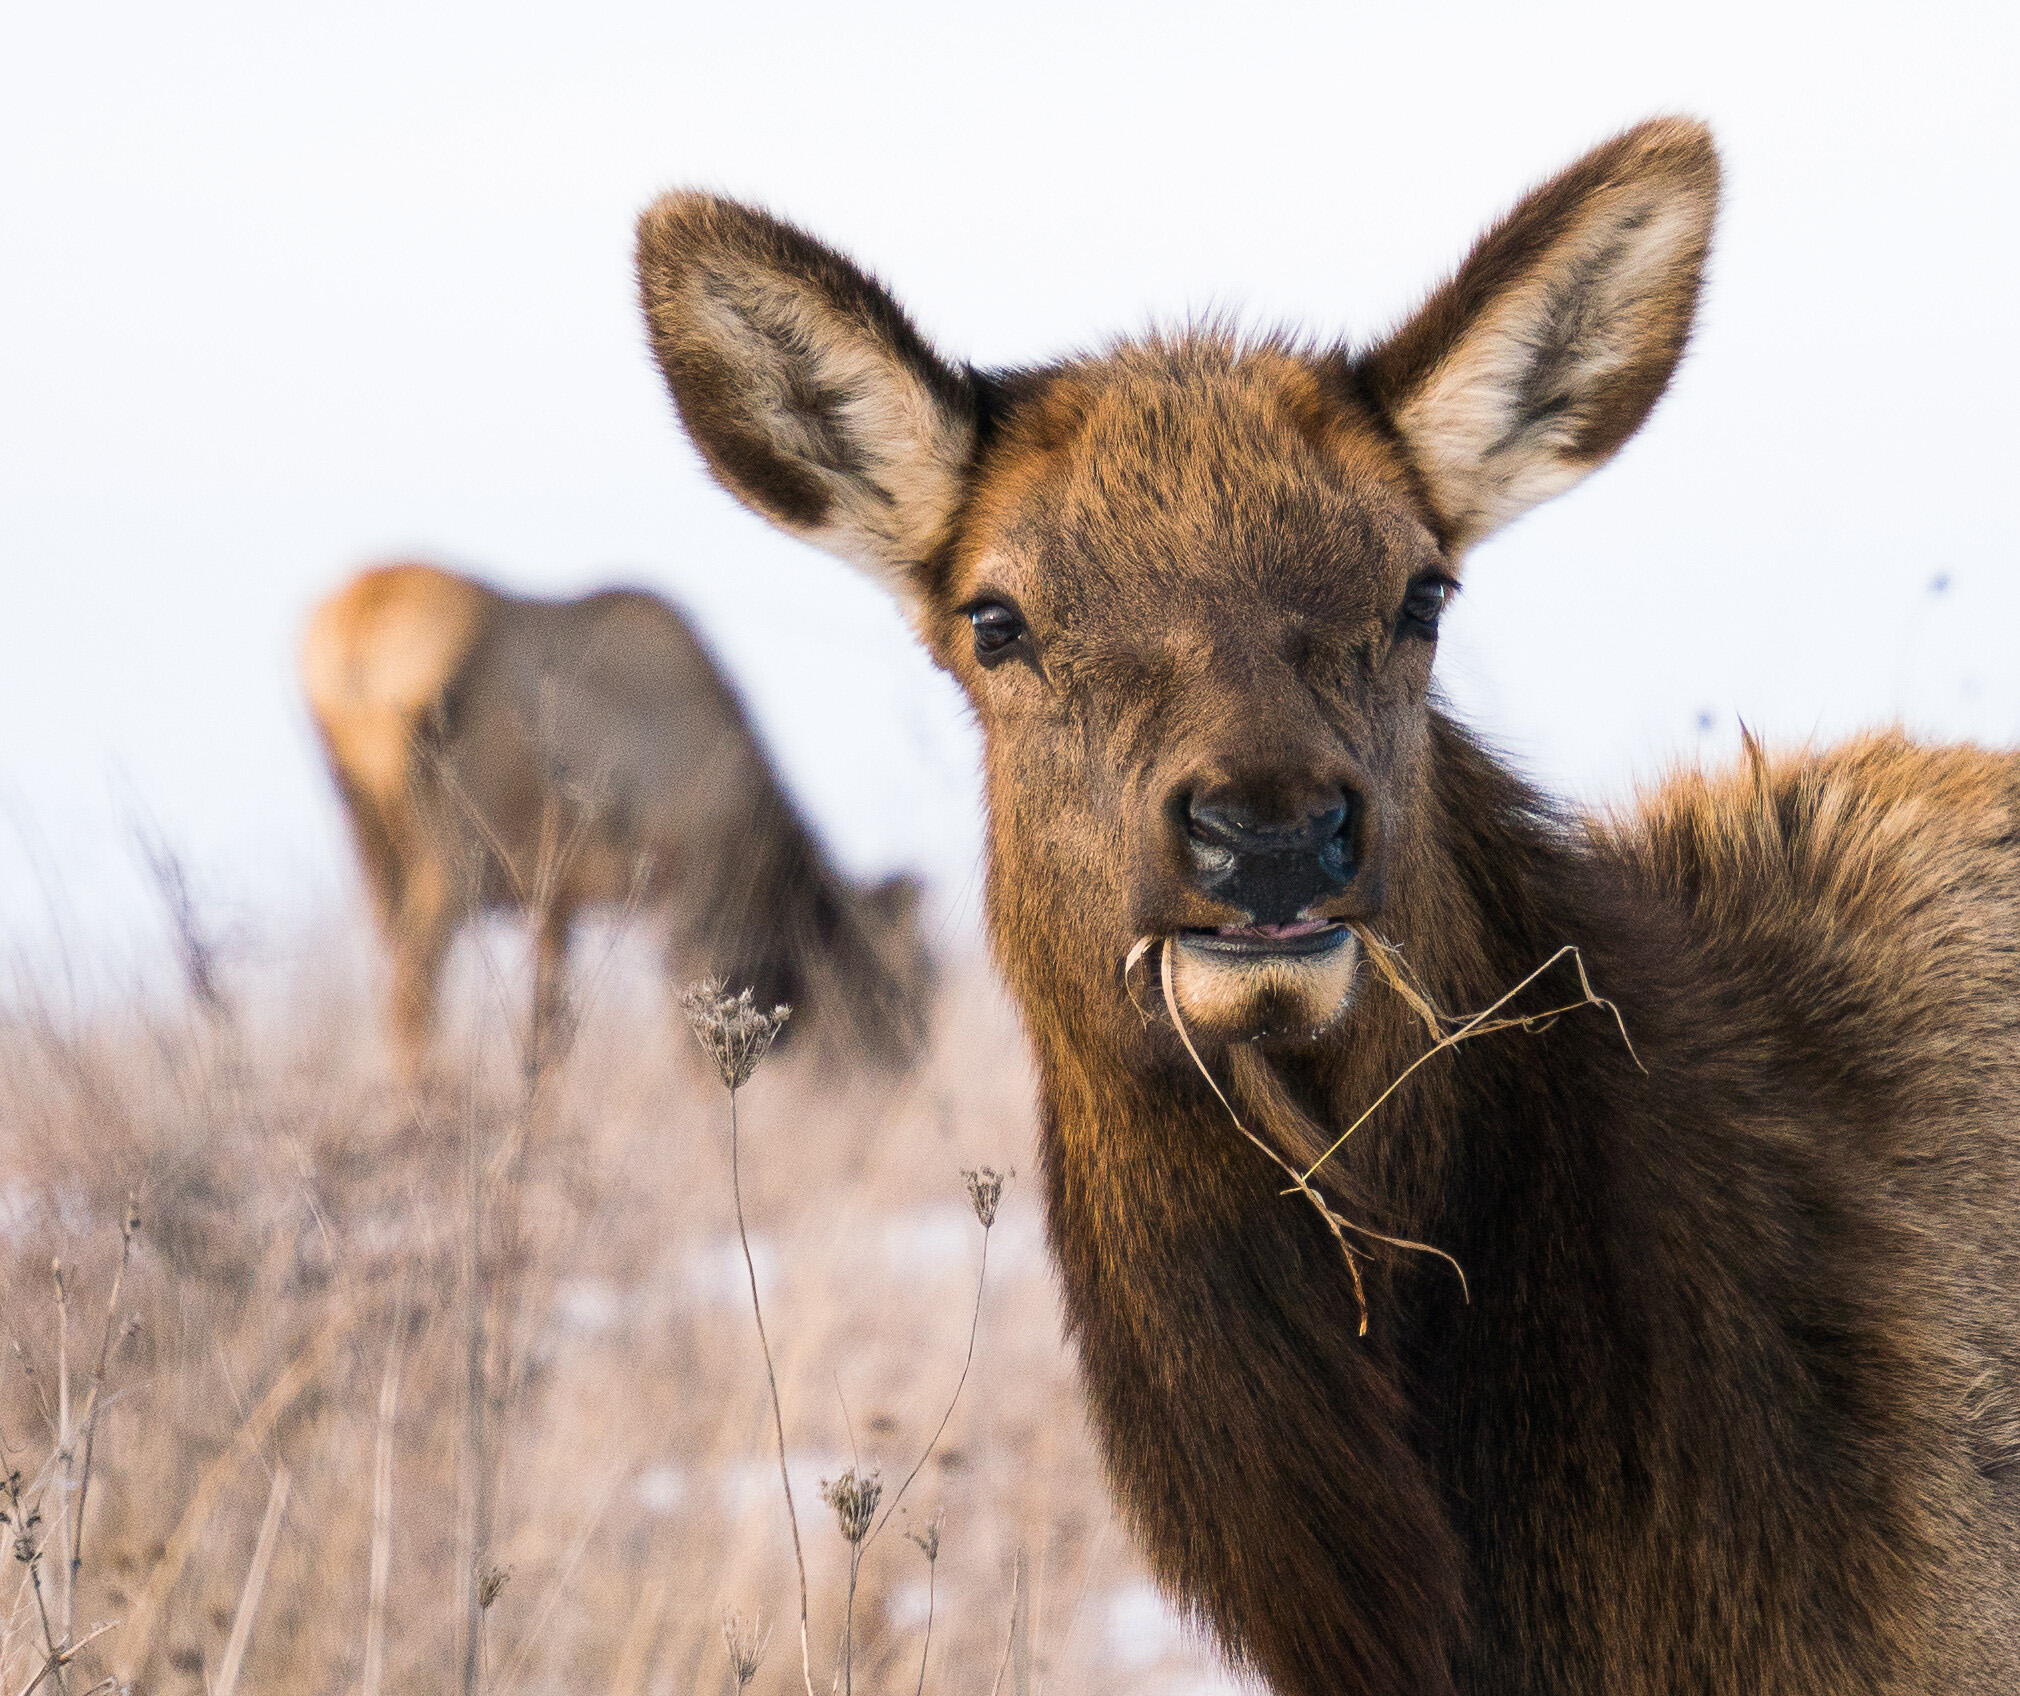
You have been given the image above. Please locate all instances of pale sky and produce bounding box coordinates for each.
[4,0,2016,970]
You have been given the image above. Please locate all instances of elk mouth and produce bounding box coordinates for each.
[1162,919,1361,1038]
[1178,917,1351,959]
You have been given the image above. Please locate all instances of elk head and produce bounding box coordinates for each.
[637,120,1717,1057]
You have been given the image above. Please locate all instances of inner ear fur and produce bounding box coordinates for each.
[1356,117,1721,556]
[636,192,980,604]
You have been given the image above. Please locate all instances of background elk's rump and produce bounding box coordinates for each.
[302,562,929,1075]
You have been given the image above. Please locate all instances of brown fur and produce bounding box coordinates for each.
[302,562,930,1079]
[633,119,2020,1693]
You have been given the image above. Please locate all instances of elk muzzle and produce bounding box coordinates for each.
[1157,781,1367,1040]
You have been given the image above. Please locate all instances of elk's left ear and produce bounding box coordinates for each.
[636,192,980,609]
[1357,118,1720,556]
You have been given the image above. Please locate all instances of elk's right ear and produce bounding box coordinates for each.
[636,193,980,607]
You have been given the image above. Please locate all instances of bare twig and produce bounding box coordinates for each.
[49,1269,68,1657]
[14,1617,119,1696]
[906,1517,941,1696]
[66,1202,139,1628]
[123,1309,350,1677]
[1151,933,1637,1335]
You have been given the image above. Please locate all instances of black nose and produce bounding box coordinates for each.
[1184,789,1356,924]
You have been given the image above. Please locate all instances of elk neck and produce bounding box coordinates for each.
[1000,712,1703,1694]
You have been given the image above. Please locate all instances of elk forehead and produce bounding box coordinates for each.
[949,340,1443,640]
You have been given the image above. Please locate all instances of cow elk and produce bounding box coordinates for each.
[631,119,2020,1692]
[303,563,930,1081]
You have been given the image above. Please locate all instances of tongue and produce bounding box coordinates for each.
[1219,918,1334,940]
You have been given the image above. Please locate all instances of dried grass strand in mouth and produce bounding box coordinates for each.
[1138,925,1636,1327]
[1295,927,1645,1187]
[1123,934,1160,1022]
[1145,934,1475,1335]
[1157,935,1377,1334]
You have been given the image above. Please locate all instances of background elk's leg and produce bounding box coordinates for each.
[389,857,457,1086]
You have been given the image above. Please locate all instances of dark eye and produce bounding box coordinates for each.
[968,601,1027,666]
[1399,577,1455,639]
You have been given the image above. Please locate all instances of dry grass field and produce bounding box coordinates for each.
[0,903,1239,1696]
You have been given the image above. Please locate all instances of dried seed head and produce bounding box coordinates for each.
[962,1167,1009,1230]
[477,1563,511,1609]
[820,1466,882,1544]
[906,1513,942,1564]
[124,1196,142,1237]
[722,1607,771,1689]
[8,1504,41,1566]
[681,979,791,1091]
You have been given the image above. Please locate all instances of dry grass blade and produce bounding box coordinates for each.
[212,1466,291,1696]
[361,1279,409,1696]
[121,1311,349,1677]
[987,1552,1024,1696]
[609,1574,669,1696]
[490,1461,626,1696]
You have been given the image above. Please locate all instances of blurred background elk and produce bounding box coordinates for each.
[302,561,930,1078]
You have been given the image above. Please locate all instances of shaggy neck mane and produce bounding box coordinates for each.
[1016,716,1917,1696]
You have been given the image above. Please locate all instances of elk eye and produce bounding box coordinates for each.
[969,601,1027,666]
[1399,577,1455,639]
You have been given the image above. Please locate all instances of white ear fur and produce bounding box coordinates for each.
[638,193,977,610]
[1369,119,1720,556]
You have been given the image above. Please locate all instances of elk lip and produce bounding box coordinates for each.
[1178,918,1350,960]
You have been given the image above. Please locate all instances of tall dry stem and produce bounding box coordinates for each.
[867,1169,1002,1552]
[680,982,812,1696]
[362,1277,409,1696]
[453,765,582,1696]
[988,1551,1025,1696]
[1,1465,61,1693]
[64,1199,138,1644]
[213,1465,290,1696]
[49,1264,69,1654]
[818,1467,880,1695]
[905,1518,941,1696]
